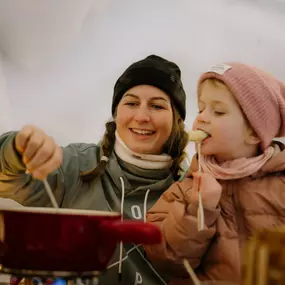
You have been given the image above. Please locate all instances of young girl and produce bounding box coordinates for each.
[0,55,189,285]
[145,62,285,284]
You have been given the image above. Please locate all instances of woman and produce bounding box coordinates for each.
[0,55,189,285]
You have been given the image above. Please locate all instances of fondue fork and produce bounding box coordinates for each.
[43,179,59,208]
[25,169,59,208]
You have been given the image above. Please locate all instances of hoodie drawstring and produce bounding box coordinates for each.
[143,189,150,222]
[118,176,150,281]
[118,177,125,281]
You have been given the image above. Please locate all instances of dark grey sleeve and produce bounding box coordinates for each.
[0,131,99,207]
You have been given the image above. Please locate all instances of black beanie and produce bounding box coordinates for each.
[112,55,186,120]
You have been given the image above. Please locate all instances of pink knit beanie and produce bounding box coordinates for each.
[197,62,285,149]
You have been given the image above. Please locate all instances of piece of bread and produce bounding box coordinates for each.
[188,130,209,142]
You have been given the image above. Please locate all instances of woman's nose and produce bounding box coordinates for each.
[134,107,151,123]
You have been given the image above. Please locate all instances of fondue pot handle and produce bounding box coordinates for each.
[100,220,162,245]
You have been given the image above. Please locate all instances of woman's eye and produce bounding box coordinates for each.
[151,104,164,110]
[125,102,139,107]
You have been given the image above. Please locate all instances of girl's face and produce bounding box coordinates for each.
[116,85,173,154]
[194,80,259,162]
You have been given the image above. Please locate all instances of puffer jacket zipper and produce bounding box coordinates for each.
[231,179,246,272]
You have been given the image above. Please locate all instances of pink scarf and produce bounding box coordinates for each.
[200,146,277,180]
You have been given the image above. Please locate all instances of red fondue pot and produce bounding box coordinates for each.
[0,207,161,276]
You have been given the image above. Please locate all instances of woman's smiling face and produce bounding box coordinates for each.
[116,85,173,154]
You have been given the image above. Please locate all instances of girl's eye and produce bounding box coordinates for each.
[214,111,225,116]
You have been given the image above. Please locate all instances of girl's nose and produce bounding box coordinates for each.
[196,109,210,124]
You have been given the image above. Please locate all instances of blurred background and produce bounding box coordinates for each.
[0,0,285,161]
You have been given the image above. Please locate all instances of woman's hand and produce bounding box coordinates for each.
[15,125,62,180]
